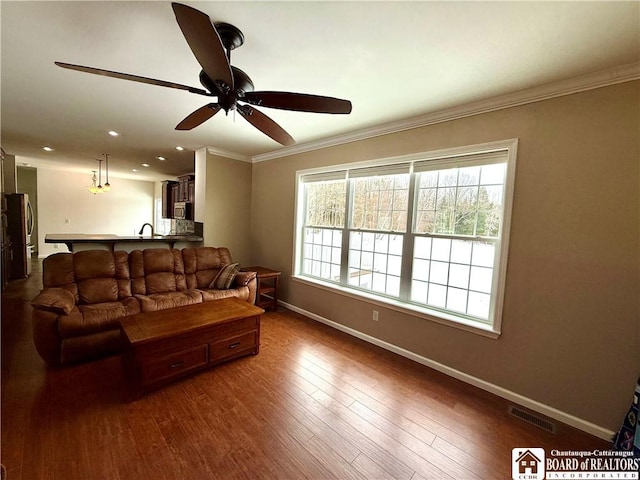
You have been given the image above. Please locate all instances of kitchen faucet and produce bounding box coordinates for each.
[138,223,154,236]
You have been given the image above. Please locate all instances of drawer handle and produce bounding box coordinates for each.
[228,342,241,349]
[170,361,185,369]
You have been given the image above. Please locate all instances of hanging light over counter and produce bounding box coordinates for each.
[103,153,111,192]
[86,154,113,194]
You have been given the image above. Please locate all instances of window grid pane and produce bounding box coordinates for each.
[351,174,409,232]
[349,232,402,297]
[305,180,346,228]
[414,164,506,238]
[302,227,342,282]
[409,236,496,321]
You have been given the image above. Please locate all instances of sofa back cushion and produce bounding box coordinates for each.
[43,252,78,299]
[42,253,78,295]
[43,250,132,304]
[182,247,233,289]
[129,248,186,295]
[74,250,119,304]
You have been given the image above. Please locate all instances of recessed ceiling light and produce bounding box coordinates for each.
[175,146,184,151]
[42,146,54,152]
[132,169,138,172]
[141,163,150,167]
[108,130,119,137]
[156,156,166,161]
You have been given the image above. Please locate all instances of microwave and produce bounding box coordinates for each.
[173,202,191,219]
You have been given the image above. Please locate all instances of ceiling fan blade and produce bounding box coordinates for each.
[244,91,352,114]
[237,105,295,146]
[54,61,211,96]
[175,103,222,130]
[171,3,234,92]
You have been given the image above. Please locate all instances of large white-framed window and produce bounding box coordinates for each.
[294,139,517,336]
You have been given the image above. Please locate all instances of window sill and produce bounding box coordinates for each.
[291,275,501,339]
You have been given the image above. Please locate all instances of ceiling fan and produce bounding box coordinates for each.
[55,2,352,146]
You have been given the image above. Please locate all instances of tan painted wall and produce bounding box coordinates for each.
[203,152,252,265]
[250,81,640,431]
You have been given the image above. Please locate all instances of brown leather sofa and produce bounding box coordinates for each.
[30,246,257,366]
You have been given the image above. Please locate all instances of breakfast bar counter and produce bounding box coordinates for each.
[45,233,203,252]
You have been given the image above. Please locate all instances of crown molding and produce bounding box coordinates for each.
[206,146,251,162]
[251,62,640,163]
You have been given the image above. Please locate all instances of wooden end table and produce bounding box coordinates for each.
[120,297,264,397]
[242,266,281,311]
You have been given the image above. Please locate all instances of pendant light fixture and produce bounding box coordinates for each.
[103,153,111,192]
[87,170,99,194]
[86,159,105,194]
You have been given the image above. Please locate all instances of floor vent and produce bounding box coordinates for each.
[508,405,557,434]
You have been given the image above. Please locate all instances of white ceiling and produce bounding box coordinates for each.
[2,1,639,182]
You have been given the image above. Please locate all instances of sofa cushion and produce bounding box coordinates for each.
[146,272,177,294]
[129,249,186,295]
[43,253,75,288]
[210,263,240,289]
[58,297,140,338]
[71,251,121,304]
[135,290,203,312]
[43,253,79,301]
[200,286,250,302]
[183,247,234,289]
[143,248,176,274]
[74,250,116,279]
[78,278,119,304]
[31,288,76,315]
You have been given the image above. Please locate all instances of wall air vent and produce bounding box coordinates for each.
[508,405,557,434]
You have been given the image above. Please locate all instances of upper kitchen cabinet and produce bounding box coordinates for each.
[162,175,195,220]
[161,180,178,218]
[177,174,195,203]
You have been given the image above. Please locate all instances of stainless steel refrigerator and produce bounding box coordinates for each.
[6,193,34,278]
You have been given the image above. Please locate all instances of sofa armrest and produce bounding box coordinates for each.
[234,271,258,305]
[234,271,257,286]
[31,288,76,315]
[32,308,64,366]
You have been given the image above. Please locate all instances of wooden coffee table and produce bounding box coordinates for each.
[120,297,264,397]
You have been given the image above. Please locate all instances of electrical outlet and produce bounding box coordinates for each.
[372,310,379,321]
[64,218,70,224]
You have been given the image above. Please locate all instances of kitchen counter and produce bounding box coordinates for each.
[45,234,203,252]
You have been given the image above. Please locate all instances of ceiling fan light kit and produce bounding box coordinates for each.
[55,2,352,146]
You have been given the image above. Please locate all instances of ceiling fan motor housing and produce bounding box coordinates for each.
[199,66,254,112]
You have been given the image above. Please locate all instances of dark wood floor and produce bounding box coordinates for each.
[2,260,607,480]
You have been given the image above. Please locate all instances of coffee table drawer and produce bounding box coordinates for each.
[142,344,209,386]
[210,331,257,362]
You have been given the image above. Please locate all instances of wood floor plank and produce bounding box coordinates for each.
[288,383,416,480]
[311,389,463,480]
[235,359,365,464]
[302,435,369,480]
[352,452,401,480]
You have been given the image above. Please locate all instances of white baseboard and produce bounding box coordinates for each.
[279,300,615,441]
